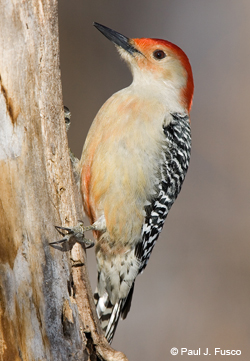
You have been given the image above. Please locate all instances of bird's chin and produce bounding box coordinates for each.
[116,46,140,73]
[116,46,133,61]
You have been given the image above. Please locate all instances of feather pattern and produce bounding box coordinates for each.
[136,112,191,272]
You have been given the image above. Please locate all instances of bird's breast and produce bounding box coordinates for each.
[81,89,168,248]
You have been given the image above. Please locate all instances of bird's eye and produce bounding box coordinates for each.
[153,50,166,60]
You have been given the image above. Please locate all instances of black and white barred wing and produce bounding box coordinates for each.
[136,113,191,273]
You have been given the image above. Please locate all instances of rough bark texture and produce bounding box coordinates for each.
[0,1,128,361]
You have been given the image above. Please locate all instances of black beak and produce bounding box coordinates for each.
[93,22,141,56]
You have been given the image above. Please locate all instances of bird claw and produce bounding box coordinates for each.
[50,222,95,249]
[64,106,71,132]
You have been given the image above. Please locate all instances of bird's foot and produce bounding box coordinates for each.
[50,222,95,249]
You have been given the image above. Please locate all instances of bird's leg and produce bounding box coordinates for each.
[50,222,95,248]
[51,216,106,246]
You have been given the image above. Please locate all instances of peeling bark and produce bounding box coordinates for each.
[0,1,128,360]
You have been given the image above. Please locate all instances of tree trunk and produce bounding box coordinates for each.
[0,2,127,360]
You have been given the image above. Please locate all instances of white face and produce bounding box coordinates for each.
[117,43,188,113]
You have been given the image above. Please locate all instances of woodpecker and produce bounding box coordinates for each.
[61,23,194,343]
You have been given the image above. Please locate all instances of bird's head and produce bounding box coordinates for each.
[94,23,194,113]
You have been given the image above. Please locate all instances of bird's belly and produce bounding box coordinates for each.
[87,128,164,250]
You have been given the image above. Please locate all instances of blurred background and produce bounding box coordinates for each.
[59,1,250,360]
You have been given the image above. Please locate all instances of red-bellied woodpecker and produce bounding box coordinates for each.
[58,23,194,343]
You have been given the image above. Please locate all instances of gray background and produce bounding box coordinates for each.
[59,1,250,360]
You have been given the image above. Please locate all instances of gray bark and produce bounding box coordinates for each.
[0,1,128,360]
